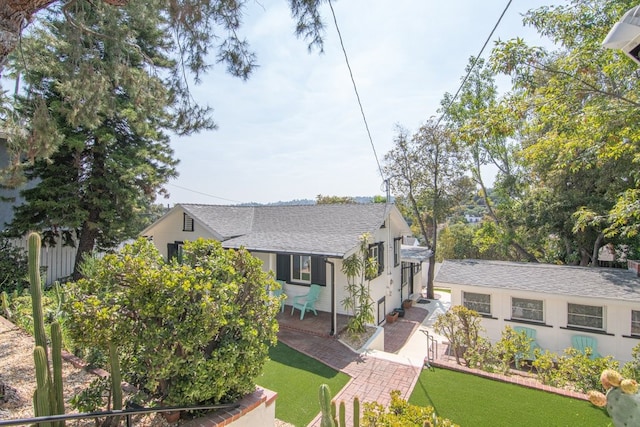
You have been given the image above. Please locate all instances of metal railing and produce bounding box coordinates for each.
[0,402,239,427]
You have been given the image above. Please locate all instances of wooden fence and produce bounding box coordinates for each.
[10,238,77,285]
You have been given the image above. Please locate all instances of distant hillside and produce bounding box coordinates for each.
[239,196,390,206]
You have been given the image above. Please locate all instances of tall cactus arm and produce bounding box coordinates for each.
[319,384,336,427]
[51,322,65,421]
[28,232,47,355]
[33,346,53,427]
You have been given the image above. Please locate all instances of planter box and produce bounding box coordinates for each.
[386,311,399,323]
[403,299,413,309]
[395,307,405,317]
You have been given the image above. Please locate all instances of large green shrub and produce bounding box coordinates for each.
[433,305,484,366]
[362,390,458,426]
[64,238,279,405]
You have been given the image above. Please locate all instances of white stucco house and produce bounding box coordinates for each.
[435,259,640,363]
[140,203,431,334]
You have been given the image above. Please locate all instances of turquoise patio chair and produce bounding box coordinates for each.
[513,326,542,367]
[291,284,322,320]
[572,335,601,359]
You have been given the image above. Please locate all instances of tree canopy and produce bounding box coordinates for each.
[1,0,329,181]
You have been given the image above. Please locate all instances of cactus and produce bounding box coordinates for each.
[34,346,53,427]
[318,384,362,427]
[107,340,123,427]
[51,322,65,418]
[606,387,640,426]
[338,401,345,427]
[28,232,65,426]
[28,232,48,355]
[589,369,640,427]
[352,397,360,427]
[319,384,336,427]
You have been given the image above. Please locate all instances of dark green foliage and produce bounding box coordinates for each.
[0,234,28,293]
[64,238,279,406]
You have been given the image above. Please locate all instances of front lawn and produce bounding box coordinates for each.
[257,342,350,427]
[409,368,612,426]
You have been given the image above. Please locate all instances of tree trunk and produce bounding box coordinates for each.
[591,232,605,267]
[72,212,100,280]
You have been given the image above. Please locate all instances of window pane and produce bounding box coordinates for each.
[463,292,491,315]
[568,303,603,329]
[292,255,311,283]
[632,310,640,336]
[512,298,544,322]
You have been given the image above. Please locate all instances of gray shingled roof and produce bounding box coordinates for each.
[179,203,392,257]
[435,259,640,302]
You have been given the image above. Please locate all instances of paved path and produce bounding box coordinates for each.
[277,328,422,427]
[277,297,448,427]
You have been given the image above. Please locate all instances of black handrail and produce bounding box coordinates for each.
[0,402,239,426]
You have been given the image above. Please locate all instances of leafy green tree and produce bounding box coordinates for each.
[442,58,538,262]
[384,121,473,299]
[436,224,480,262]
[64,238,279,406]
[488,0,640,265]
[433,305,483,366]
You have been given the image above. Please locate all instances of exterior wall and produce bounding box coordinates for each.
[142,207,216,259]
[444,282,640,363]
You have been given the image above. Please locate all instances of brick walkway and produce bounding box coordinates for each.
[276,305,430,426]
[277,328,422,427]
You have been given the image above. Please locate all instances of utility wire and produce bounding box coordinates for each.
[328,0,385,182]
[167,183,243,204]
[436,0,513,127]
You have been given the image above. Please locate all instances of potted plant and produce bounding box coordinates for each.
[403,299,413,309]
[386,310,399,324]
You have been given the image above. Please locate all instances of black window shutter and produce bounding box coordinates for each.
[276,254,291,282]
[378,242,385,275]
[311,256,326,286]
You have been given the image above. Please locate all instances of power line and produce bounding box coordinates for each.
[436,0,513,127]
[167,183,243,204]
[327,0,385,182]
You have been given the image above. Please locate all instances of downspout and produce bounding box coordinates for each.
[325,258,336,336]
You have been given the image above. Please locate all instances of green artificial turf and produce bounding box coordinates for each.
[257,342,350,427]
[409,368,612,427]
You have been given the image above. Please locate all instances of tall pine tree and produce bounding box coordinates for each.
[7,1,178,278]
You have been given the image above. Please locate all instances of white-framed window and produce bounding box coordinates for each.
[291,255,311,284]
[568,303,604,330]
[632,310,640,336]
[511,297,544,323]
[463,292,491,315]
[366,242,384,279]
[183,213,194,231]
[393,237,402,267]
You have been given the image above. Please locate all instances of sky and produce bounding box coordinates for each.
[164,0,554,206]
